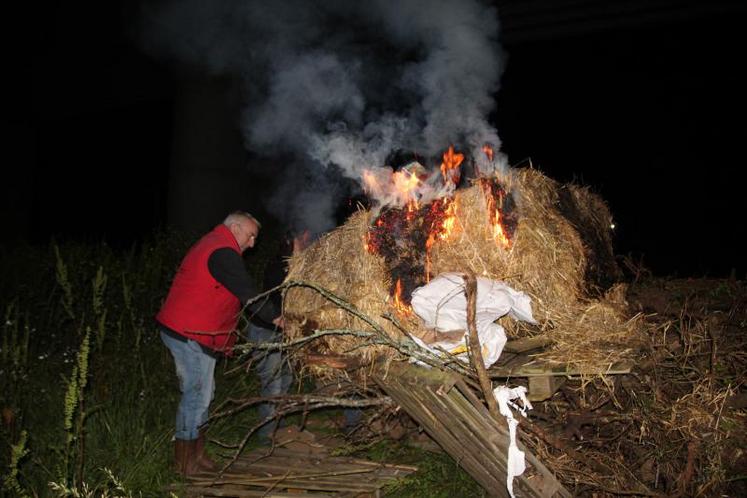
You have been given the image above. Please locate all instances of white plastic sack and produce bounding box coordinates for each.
[493,385,533,498]
[409,272,537,368]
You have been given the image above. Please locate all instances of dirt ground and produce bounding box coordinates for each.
[358,276,747,496]
[515,276,747,496]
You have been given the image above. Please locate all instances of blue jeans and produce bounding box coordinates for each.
[246,323,292,438]
[161,330,216,440]
[344,408,362,431]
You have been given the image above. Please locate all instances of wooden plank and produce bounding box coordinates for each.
[195,467,396,492]
[455,379,572,498]
[489,359,633,378]
[190,477,376,494]
[417,384,509,489]
[381,377,508,494]
[446,383,552,498]
[183,447,417,497]
[227,458,403,480]
[186,484,337,497]
[376,362,571,498]
[378,370,511,496]
[420,384,513,492]
[226,449,417,477]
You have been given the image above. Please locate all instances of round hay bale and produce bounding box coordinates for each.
[283,166,640,374]
[429,168,587,326]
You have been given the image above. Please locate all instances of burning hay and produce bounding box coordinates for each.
[284,163,644,375]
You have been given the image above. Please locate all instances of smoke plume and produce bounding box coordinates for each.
[139,0,507,233]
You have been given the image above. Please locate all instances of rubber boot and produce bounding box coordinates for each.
[174,439,189,476]
[174,439,201,477]
[194,431,217,472]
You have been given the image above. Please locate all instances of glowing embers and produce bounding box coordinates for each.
[479,177,518,248]
[363,144,517,313]
[425,197,457,280]
[366,196,459,313]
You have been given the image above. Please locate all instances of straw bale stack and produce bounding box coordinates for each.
[283,167,644,375]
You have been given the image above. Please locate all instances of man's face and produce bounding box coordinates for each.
[234,218,259,252]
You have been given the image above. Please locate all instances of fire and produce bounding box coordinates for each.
[362,170,380,196]
[392,278,412,315]
[492,208,511,248]
[440,145,464,185]
[362,166,423,212]
[392,169,421,221]
[392,168,420,199]
[425,197,458,281]
[480,178,513,248]
[364,148,517,310]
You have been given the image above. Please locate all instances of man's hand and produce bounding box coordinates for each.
[272,316,285,329]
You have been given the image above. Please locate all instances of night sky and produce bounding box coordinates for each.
[7,0,747,278]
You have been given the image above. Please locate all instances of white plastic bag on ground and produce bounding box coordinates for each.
[410,272,537,368]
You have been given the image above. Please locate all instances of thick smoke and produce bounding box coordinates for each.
[139,0,507,233]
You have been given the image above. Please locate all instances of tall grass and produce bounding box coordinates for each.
[0,230,478,497]
[0,233,188,496]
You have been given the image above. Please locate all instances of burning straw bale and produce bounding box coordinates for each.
[284,211,408,366]
[284,166,644,373]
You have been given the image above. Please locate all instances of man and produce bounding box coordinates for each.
[246,232,294,439]
[156,211,282,476]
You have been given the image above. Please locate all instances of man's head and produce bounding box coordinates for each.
[224,211,261,252]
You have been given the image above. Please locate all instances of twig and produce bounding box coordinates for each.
[585,485,663,497]
[233,328,379,355]
[522,421,616,477]
[210,394,395,474]
[209,394,392,422]
[283,280,475,376]
[672,441,698,498]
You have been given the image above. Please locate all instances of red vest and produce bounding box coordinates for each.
[156,224,242,353]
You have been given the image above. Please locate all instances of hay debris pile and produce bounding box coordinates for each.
[284,167,645,376]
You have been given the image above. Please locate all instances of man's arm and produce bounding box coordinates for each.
[207,248,279,325]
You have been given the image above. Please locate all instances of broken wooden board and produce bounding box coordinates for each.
[489,359,634,378]
[373,361,571,498]
[181,446,417,497]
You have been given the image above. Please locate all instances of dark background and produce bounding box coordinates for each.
[5,0,746,278]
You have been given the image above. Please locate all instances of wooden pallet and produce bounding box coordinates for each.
[492,336,633,401]
[181,446,417,497]
[373,361,572,498]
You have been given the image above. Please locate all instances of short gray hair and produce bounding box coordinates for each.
[223,211,262,229]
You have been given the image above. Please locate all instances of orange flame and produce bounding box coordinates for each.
[440,146,464,185]
[393,278,412,315]
[484,189,511,248]
[425,198,458,280]
[492,209,511,248]
[362,169,380,194]
[394,169,422,211]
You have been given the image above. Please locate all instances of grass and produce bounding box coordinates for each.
[0,232,481,497]
[363,441,484,498]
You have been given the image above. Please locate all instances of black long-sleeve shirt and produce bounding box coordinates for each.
[207,248,277,327]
